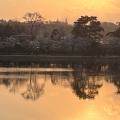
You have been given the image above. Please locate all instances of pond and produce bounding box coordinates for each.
[0,61,120,120]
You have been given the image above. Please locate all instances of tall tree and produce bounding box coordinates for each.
[23,12,44,40]
[0,24,5,39]
[3,23,14,37]
[8,19,27,35]
[72,16,104,39]
[0,23,14,38]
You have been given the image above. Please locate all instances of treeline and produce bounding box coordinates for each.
[0,12,120,56]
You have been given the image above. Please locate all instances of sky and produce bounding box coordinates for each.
[0,0,120,23]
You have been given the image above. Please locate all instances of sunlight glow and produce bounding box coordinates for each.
[0,0,120,23]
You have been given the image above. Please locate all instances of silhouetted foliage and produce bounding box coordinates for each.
[0,24,14,38]
[23,12,44,40]
[3,24,14,37]
[85,40,101,56]
[0,24,5,39]
[0,14,120,56]
[50,29,60,40]
[72,16,104,39]
[9,19,27,35]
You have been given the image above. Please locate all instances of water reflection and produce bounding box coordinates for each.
[21,70,45,100]
[0,62,120,101]
[71,66,103,99]
[104,63,120,94]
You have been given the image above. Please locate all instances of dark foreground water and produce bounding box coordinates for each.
[0,61,120,120]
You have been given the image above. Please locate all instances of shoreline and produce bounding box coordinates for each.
[0,55,120,63]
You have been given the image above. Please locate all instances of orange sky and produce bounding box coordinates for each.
[0,0,120,23]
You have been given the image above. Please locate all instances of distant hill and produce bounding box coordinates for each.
[101,22,118,36]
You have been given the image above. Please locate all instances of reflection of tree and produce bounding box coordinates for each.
[71,75,102,99]
[51,71,73,87]
[9,78,26,93]
[105,63,120,94]
[71,64,103,100]
[1,61,120,101]
[0,71,27,92]
[0,78,11,87]
[50,63,103,100]
[21,70,45,100]
[0,64,46,100]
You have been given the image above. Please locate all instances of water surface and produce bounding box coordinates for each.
[0,62,120,120]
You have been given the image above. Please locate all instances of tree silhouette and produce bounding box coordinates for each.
[23,12,44,40]
[50,29,61,40]
[72,16,104,39]
[8,19,27,35]
[85,40,101,56]
[0,24,14,38]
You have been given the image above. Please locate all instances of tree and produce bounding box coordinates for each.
[85,40,101,56]
[3,23,14,37]
[0,23,14,38]
[72,16,104,39]
[0,24,5,39]
[8,19,27,35]
[50,29,61,40]
[23,12,44,40]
